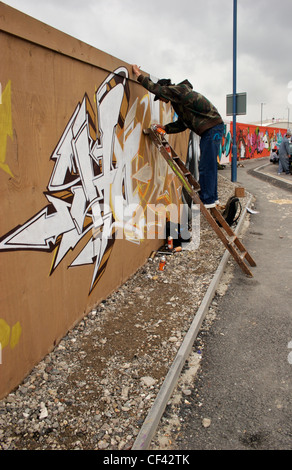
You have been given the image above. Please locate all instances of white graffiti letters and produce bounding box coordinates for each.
[0,67,144,293]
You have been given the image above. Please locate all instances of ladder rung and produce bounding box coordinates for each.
[228,235,237,244]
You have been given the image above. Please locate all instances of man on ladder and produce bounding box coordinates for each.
[132,65,256,277]
[132,64,224,209]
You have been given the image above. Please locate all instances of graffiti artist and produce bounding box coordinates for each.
[132,64,224,208]
[278,128,292,175]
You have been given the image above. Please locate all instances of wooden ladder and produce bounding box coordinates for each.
[144,126,256,276]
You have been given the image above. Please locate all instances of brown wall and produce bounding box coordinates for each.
[0,3,189,398]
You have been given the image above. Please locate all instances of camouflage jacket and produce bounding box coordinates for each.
[137,74,223,136]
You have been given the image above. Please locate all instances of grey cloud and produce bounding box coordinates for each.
[3,0,292,122]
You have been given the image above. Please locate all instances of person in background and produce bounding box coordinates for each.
[278,129,292,175]
[289,132,292,174]
[270,147,279,164]
[132,64,224,208]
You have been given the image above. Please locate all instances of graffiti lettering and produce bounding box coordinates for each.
[219,124,232,163]
[0,68,142,293]
[233,124,286,160]
[0,80,14,177]
[0,319,22,359]
[0,68,188,293]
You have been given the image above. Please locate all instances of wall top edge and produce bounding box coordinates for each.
[0,2,140,79]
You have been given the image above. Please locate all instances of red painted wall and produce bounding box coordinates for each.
[219,122,288,164]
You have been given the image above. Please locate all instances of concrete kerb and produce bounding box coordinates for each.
[250,162,292,192]
[132,193,254,450]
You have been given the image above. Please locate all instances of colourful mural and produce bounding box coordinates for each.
[235,123,286,160]
[218,122,287,164]
[218,123,232,165]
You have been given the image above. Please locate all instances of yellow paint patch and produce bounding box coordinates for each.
[10,322,22,349]
[0,319,10,349]
[0,319,22,350]
[0,80,14,177]
[269,199,292,205]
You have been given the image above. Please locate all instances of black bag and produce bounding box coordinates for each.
[222,196,242,226]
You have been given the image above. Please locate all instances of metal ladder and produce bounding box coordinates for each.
[144,125,256,276]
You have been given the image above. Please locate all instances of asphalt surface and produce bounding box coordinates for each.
[173,158,292,451]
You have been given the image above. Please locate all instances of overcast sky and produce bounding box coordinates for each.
[2,0,292,125]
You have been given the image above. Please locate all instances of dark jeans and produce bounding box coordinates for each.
[199,123,224,205]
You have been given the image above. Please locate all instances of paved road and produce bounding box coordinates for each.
[174,158,292,450]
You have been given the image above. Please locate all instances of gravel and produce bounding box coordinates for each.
[0,173,251,450]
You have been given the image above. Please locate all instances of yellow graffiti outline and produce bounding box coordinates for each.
[0,80,14,177]
[0,319,22,351]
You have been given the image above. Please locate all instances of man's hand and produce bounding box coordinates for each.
[154,125,166,135]
[132,64,141,78]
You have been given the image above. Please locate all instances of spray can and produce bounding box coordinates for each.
[159,255,166,271]
[154,125,166,135]
[167,236,173,250]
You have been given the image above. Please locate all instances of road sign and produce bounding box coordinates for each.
[226,92,247,116]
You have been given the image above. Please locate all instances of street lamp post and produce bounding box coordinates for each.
[231,0,237,182]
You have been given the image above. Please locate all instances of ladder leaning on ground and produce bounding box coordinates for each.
[143,125,256,277]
